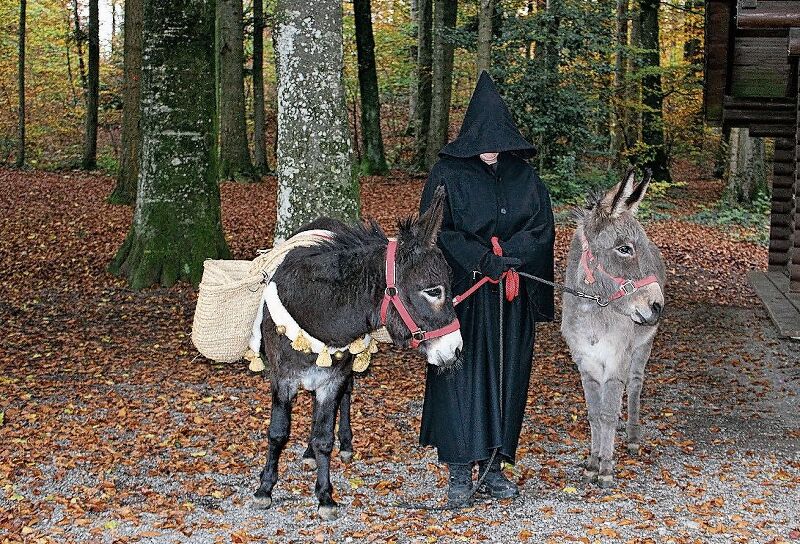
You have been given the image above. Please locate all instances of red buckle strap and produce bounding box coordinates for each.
[380,240,460,348]
[578,230,659,302]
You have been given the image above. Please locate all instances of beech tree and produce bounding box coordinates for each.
[639,0,670,181]
[109,0,143,204]
[82,0,99,170]
[424,0,457,169]
[476,0,493,74]
[411,0,432,170]
[252,0,270,174]
[16,0,25,168]
[354,0,387,174]
[110,0,229,288]
[216,0,255,181]
[273,0,358,239]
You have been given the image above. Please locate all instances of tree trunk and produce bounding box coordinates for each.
[216,0,255,181]
[613,0,628,161]
[424,0,457,169]
[412,0,432,170]
[252,0,270,175]
[16,0,25,168]
[109,0,143,205]
[110,0,229,289]
[111,0,117,53]
[274,0,358,240]
[627,1,641,147]
[638,0,670,181]
[82,0,99,170]
[354,0,388,175]
[406,0,418,135]
[73,0,87,91]
[476,0,493,75]
[725,127,766,205]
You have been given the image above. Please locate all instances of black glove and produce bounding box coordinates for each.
[479,252,521,281]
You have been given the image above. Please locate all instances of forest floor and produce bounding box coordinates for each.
[0,166,798,544]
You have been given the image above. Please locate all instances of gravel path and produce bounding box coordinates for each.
[3,303,798,543]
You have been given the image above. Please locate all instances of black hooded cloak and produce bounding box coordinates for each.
[419,71,555,464]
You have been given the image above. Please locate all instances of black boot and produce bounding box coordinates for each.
[446,463,474,507]
[477,457,519,499]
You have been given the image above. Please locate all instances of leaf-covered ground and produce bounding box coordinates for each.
[0,167,798,544]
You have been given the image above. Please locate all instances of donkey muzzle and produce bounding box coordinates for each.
[424,330,463,366]
[634,301,662,326]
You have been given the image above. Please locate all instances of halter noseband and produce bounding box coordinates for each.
[579,230,659,304]
[379,240,461,349]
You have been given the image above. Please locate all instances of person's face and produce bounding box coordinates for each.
[479,152,499,165]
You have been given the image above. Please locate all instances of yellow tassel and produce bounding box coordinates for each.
[349,338,367,354]
[353,350,371,372]
[243,349,266,372]
[292,332,312,353]
[248,356,266,372]
[368,338,379,354]
[333,350,345,360]
[316,348,332,367]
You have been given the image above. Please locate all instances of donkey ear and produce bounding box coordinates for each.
[625,168,652,215]
[600,168,636,218]
[415,185,446,248]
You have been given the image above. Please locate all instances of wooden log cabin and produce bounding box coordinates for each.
[705,0,800,336]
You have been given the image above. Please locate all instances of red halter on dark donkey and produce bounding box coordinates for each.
[380,240,461,348]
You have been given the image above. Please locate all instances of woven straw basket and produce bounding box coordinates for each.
[192,232,328,362]
[191,231,393,363]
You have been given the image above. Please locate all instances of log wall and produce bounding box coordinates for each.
[770,137,795,272]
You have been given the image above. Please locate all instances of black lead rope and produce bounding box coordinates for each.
[393,280,505,512]
[516,271,610,307]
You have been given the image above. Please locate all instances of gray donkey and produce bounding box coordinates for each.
[561,169,666,488]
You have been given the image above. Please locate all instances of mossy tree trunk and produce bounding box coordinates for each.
[274,0,358,240]
[109,0,143,205]
[252,0,270,175]
[82,0,99,170]
[110,0,229,289]
[354,0,388,175]
[217,0,255,181]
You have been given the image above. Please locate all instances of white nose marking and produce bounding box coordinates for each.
[426,330,463,366]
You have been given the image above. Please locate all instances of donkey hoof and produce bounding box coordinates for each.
[627,443,640,456]
[597,474,615,489]
[317,505,340,520]
[252,493,272,509]
[302,457,317,471]
[581,469,598,483]
[339,450,354,463]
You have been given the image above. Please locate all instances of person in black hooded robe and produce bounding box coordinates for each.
[418,71,555,505]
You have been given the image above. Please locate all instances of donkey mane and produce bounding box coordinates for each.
[288,217,389,260]
[570,191,604,223]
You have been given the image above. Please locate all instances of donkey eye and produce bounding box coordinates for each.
[615,245,634,256]
[422,286,443,299]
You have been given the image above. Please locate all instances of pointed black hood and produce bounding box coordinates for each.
[439,71,536,159]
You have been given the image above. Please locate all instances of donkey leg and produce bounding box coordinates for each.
[254,382,295,508]
[626,342,653,456]
[337,375,354,463]
[311,384,345,520]
[597,378,625,488]
[579,371,602,483]
[302,394,317,470]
